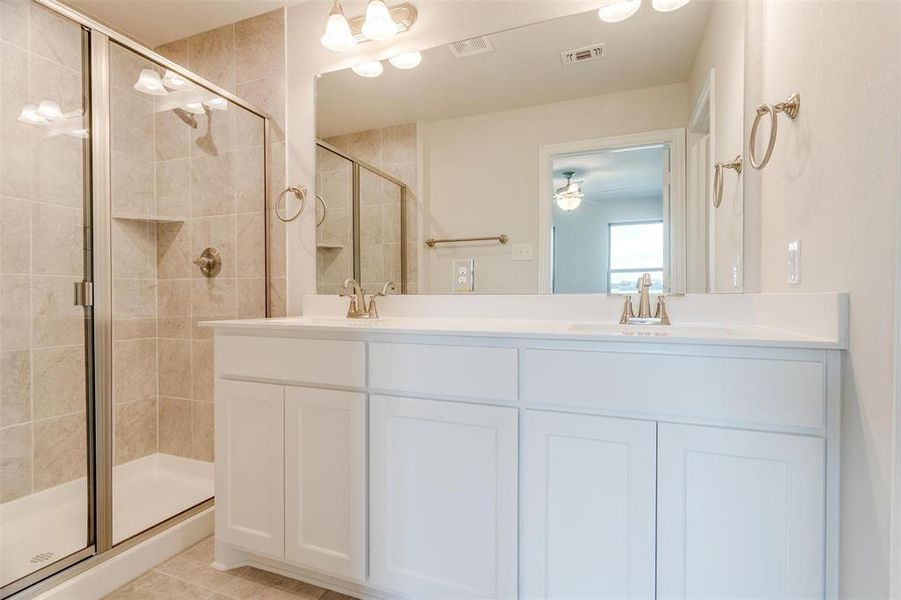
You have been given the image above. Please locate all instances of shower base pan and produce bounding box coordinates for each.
[0,453,213,588]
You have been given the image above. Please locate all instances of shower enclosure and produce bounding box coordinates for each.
[0,1,274,596]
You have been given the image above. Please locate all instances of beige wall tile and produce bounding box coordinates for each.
[346,129,382,166]
[269,277,286,317]
[233,108,264,151]
[0,350,30,427]
[155,159,190,218]
[154,109,191,161]
[187,24,235,92]
[157,222,191,279]
[236,74,285,142]
[236,212,264,278]
[113,338,157,404]
[1,119,32,199]
[32,276,83,347]
[32,133,84,210]
[109,43,154,96]
[28,2,82,72]
[190,153,235,217]
[158,338,192,398]
[0,274,30,351]
[269,210,286,277]
[112,219,156,279]
[34,412,86,490]
[381,203,401,244]
[31,202,83,276]
[361,206,381,245]
[158,279,191,338]
[159,396,192,458]
[1,196,29,273]
[382,123,417,165]
[114,398,157,465]
[1,41,28,122]
[235,9,284,83]
[0,0,28,48]
[29,53,82,116]
[191,215,236,278]
[237,278,265,319]
[0,423,32,501]
[33,345,85,420]
[111,88,153,161]
[234,146,264,213]
[191,400,213,461]
[111,278,157,340]
[192,110,232,157]
[111,151,155,216]
[191,278,235,323]
[191,340,213,402]
[154,39,188,65]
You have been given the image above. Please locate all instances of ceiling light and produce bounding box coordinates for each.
[321,0,357,51]
[17,104,48,125]
[388,51,422,69]
[554,171,584,211]
[183,102,205,115]
[598,0,641,23]
[162,69,192,90]
[133,68,167,96]
[652,0,690,11]
[203,97,228,111]
[352,60,384,78]
[37,100,63,121]
[361,0,397,41]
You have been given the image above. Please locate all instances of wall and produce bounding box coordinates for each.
[421,82,689,294]
[0,0,88,500]
[743,1,901,596]
[553,195,662,294]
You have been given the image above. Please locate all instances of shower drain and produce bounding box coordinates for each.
[30,552,55,564]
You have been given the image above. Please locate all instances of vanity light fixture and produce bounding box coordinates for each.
[17,104,48,125]
[361,0,398,41]
[352,60,384,78]
[66,128,90,139]
[182,102,205,115]
[37,100,63,121]
[162,69,192,90]
[133,68,168,95]
[321,0,357,52]
[554,171,584,211]
[652,0,691,11]
[388,51,422,69]
[203,97,228,111]
[598,0,641,23]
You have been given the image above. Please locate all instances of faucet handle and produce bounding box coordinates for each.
[655,295,672,325]
[619,296,635,325]
[375,281,398,297]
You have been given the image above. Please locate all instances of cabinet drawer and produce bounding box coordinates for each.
[216,335,365,387]
[522,349,824,430]
[369,342,517,402]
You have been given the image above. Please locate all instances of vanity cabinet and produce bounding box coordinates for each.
[369,395,518,600]
[520,410,657,600]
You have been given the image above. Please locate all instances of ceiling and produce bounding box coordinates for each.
[553,145,665,202]
[317,1,712,137]
[67,0,293,46]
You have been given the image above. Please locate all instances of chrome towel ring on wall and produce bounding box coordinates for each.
[749,92,801,170]
[275,185,308,222]
[712,155,743,208]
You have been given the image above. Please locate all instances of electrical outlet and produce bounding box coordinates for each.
[510,243,534,261]
[453,259,475,293]
[787,240,801,285]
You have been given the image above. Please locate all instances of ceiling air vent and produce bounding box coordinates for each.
[448,36,494,59]
[561,43,606,66]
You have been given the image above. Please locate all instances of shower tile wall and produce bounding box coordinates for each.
[0,0,87,501]
[320,124,420,294]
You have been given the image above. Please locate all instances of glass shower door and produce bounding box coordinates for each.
[0,2,94,593]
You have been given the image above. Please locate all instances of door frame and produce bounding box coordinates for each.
[537,128,687,294]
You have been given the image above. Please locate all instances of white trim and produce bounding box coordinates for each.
[537,128,687,295]
[890,124,901,600]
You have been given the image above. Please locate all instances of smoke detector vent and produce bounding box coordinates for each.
[561,43,606,66]
[448,36,494,58]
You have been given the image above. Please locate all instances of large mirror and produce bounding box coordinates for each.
[315,0,746,295]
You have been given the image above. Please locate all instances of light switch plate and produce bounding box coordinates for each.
[510,243,534,261]
[453,259,475,292]
[787,240,801,285]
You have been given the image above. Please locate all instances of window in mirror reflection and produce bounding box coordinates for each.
[608,221,664,294]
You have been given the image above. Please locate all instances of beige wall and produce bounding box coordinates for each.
[422,83,690,294]
[0,0,88,500]
[744,1,901,596]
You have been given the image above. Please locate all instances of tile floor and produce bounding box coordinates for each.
[103,537,358,600]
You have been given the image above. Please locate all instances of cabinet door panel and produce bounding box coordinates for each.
[285,387,365,580]
[370,395,518,599]
[521,410,656,600]
[657,424,825,599]
[215,380,285,557]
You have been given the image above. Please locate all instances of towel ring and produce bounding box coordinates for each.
[316,194,327,227]
[749,92,800,170]
[275,186,307,222]
[712,155,743,208]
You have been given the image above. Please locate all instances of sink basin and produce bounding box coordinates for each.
[568,323,740,337]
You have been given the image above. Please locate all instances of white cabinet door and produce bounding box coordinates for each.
[657,423,825,600]
[215,380,285,557]
[521,410,656,600]
[284,387,365,580]
[369,395,518,599]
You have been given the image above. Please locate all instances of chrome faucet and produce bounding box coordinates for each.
[340,279,397,319]
[618,273,671,325]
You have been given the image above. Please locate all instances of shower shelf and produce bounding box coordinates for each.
[112,214,187,223]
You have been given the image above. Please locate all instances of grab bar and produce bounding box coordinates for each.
[426,234,508,248]
[749,92,800,170]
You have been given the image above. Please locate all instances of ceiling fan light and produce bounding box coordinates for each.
[555,193,583,211]
[388,51,422,69]
[352,60,384,78]
[361,0,397,41]
[598,0,641,23]
[321,1,357,51]
[652,0,690,12]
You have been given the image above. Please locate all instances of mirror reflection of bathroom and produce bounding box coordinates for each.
[315,0,746,295]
